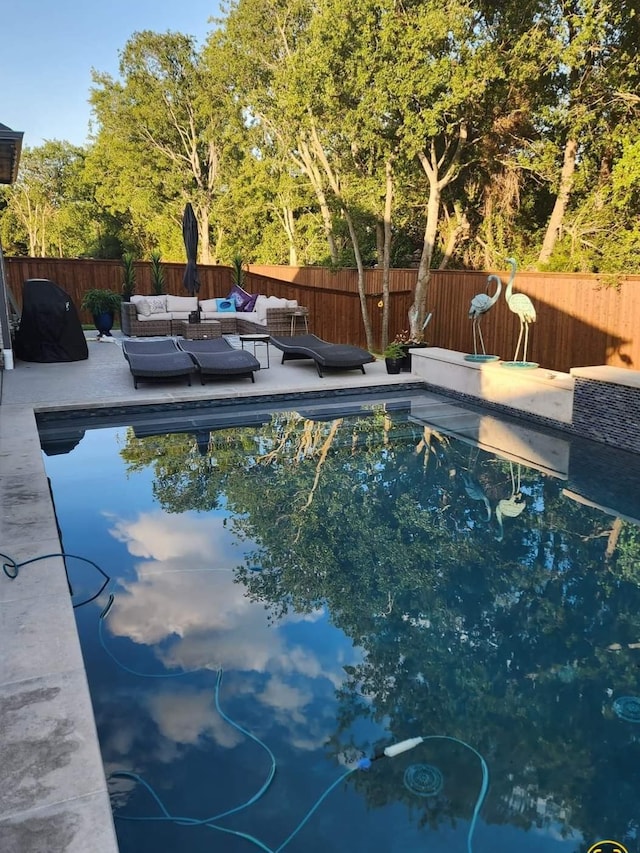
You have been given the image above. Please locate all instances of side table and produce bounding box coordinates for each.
[239,333,270,368]
[287,308,309,335]
[180,320,222,340]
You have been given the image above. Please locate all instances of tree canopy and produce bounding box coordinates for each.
[2,0,639,287]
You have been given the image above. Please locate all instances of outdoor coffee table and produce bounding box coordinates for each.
[239,333,270,368]
[179,320,222,340]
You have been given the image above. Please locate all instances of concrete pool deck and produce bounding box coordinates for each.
[0,332,413,852]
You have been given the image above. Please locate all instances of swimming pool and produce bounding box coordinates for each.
[39,389,640,852]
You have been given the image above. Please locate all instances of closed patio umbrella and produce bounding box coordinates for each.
[182,202,200,296]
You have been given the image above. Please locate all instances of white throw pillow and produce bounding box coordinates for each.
[130,295,150,317]
[146,295,167,314]
[136,298,152,317]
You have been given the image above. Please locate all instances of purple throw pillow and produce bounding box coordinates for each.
[227,284,253,311]
[243,293,258,312]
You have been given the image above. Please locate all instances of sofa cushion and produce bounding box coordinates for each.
[166,294,198,313]
[130,295,151,316]
[255,295,296,322]
[200,310,240,320]
[136,298,152,317]
[199,298,218,313]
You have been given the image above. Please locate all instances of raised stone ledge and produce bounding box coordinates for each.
[410,347,574,424]
[570,364,640,388]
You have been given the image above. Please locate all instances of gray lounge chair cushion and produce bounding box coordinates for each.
[122,339,180,360]
[177,337,260,382]
[185,349,260,383]
[124,351,195,388]
[270,334,375,376]
[177,338,234,354]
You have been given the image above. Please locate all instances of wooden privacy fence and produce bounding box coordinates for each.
[5,257,640,374]
[251,265,640,374]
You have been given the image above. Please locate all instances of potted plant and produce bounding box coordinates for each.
[150,249,165,295]
[393,329,429,372]
[121,252,137,301]
[383,341,405,374]
[81,289,122,337]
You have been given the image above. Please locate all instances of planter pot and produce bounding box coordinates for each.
[385,356,404,375]
[400,342,428,372]
[93,311,114,336]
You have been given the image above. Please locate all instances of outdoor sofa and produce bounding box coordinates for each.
[269,334,375,377]
[120,293,309,338]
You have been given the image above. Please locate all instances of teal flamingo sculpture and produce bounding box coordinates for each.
[469,273,502,356]
[504,257,536,363]
[495,463,526,541]
[462,472,491,520]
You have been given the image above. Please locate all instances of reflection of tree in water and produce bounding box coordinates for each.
[120,407,640,848]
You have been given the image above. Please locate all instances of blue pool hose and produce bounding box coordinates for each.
[2,550,489,851]
[100,594,489,852]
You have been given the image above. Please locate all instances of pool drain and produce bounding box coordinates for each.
[613,696,640,722]
[403,763,443,797]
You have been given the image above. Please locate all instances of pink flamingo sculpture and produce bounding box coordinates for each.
[468,273,502,356]
[504,257,536,363]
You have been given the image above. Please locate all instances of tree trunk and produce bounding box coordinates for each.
[308,126,374,350]
[381,159,393,350]
[537,138,578,266]
[410,124,467,341]
[282,204,298,265]
[439,203,470,270]
[297,139,338,265]
[198,205,211,265]
[412,185,440,341]
[375,220,384,268]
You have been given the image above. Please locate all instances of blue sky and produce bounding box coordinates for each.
[2,0,221,149]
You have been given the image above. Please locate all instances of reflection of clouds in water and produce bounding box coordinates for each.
[146,688,242,748]
[110,510,220,562]
[104,510,360,754]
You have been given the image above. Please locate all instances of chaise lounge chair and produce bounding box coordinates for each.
[269,334,375,377]
[177,338,260,384]
[121,341,196,389]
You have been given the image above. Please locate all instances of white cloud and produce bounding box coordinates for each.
[101,510,362,753]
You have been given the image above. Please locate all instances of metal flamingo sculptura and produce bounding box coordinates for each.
[461,447,491,520]
[495,462,526,541]
[468,273,502,357]
[462,472,491,520]
[504,257,536,363]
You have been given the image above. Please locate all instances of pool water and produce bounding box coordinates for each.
[40,391,640,853]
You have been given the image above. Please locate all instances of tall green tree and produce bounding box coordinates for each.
[89,30,242,262]
[0,141,99,256]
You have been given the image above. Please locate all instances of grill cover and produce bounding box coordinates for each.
[14,278,88,362]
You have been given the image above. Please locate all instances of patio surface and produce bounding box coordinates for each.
[0,332,413,852]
